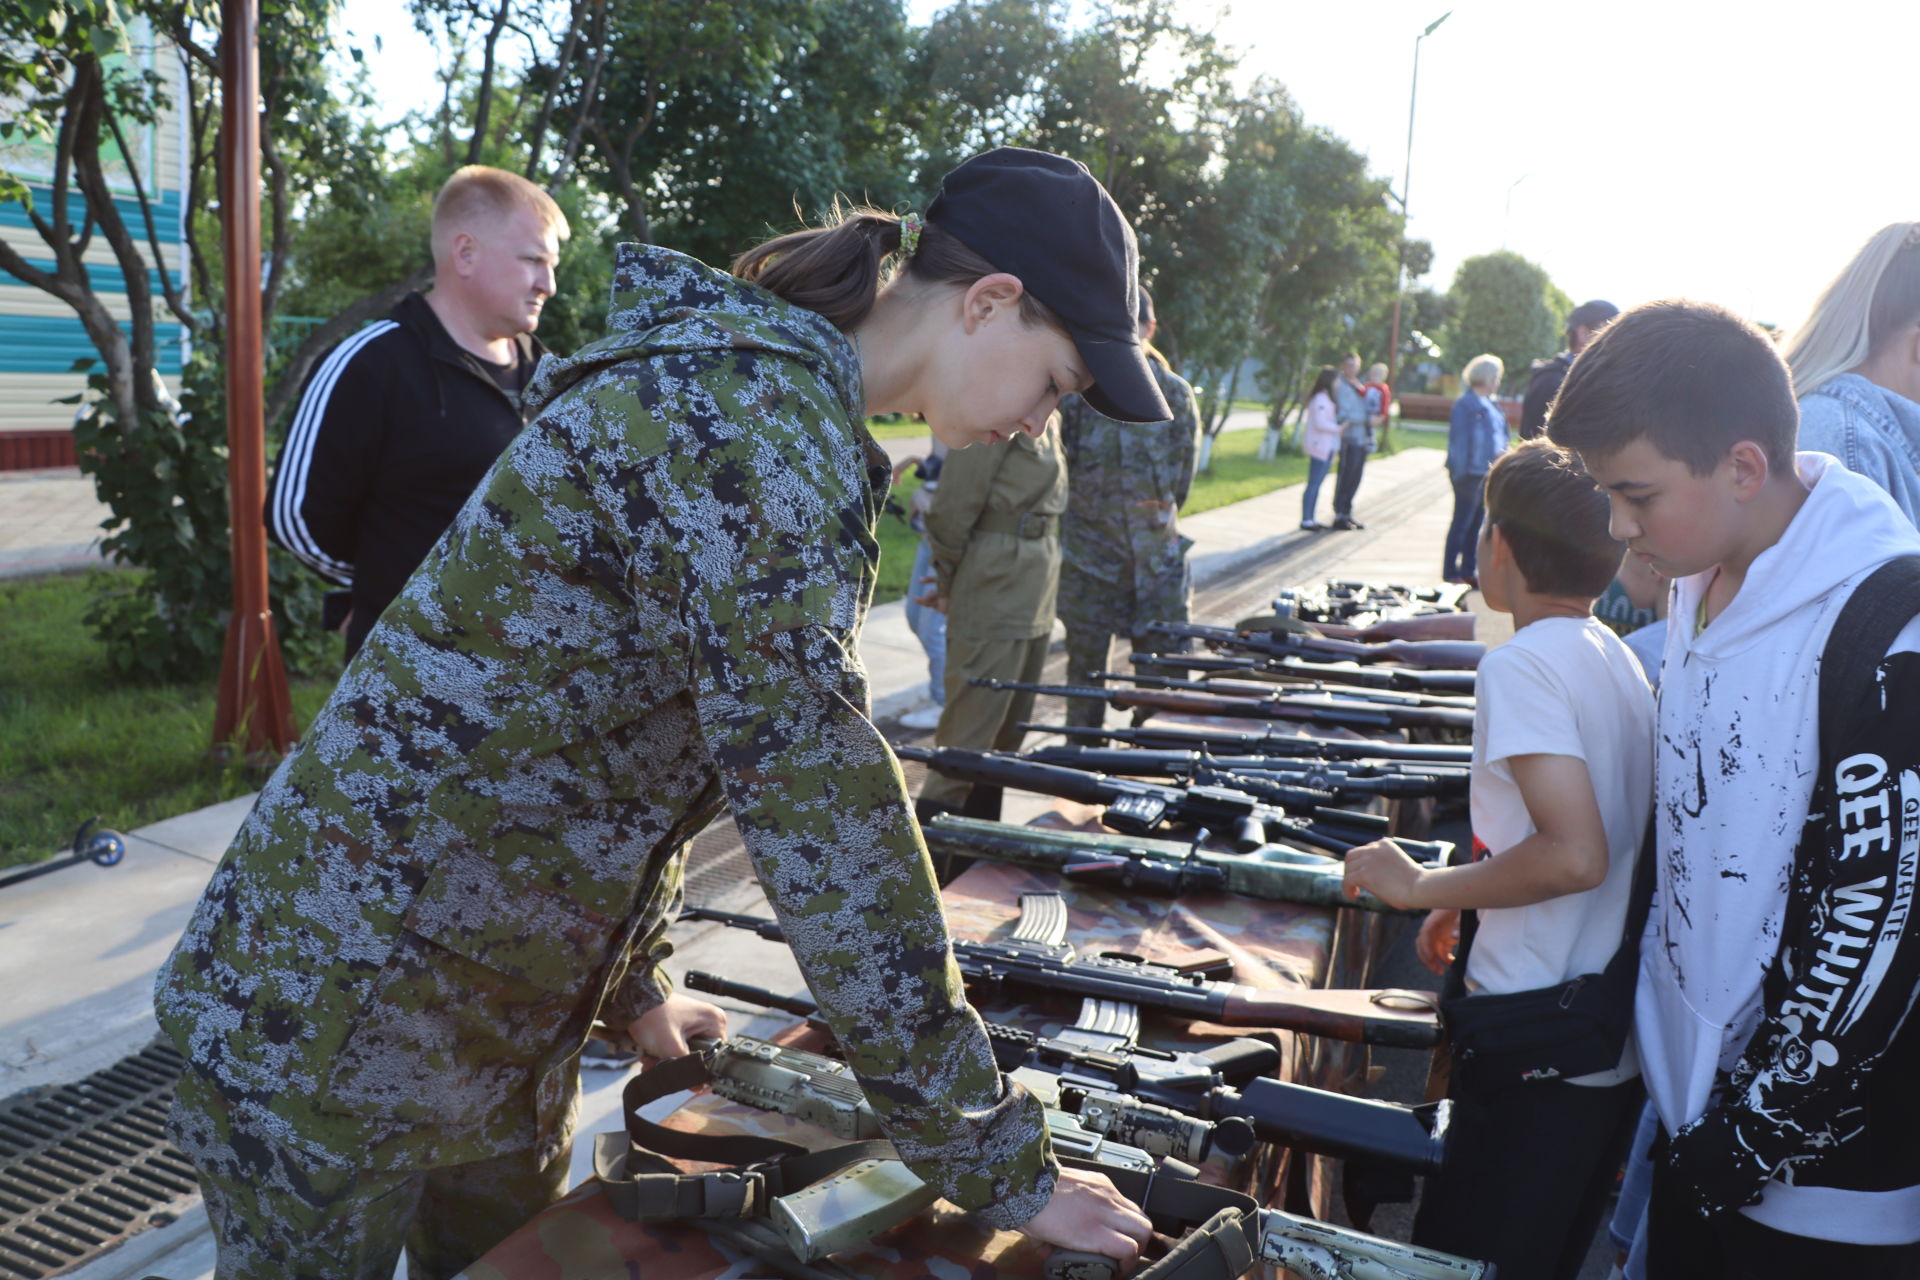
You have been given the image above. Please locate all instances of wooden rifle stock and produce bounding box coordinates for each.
[1220,986,1439,1050]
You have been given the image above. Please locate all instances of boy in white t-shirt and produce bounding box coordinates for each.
[1344,438,1655,1280]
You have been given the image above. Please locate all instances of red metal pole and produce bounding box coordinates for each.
[212,0,297,758]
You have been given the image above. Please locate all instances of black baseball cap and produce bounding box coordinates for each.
[928,148,1170,423]
[1567,299,1619,334]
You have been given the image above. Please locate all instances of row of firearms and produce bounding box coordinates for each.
[640,585,1494,1278]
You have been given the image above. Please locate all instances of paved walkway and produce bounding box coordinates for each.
[2,444,1463,1280]
[0,468,112,579]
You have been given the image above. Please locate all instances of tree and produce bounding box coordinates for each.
[1193,83,1401,458]
[1443,250,1571,394]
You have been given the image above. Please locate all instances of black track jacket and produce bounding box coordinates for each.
[266,293,545,657]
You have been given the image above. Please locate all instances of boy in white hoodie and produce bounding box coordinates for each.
[1549,299,1920,1277]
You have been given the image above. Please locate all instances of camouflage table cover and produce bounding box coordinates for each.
[458,857,1345,1279]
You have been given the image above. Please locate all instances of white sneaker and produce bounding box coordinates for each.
[897,702,945,731]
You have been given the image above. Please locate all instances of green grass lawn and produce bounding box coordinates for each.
[0,572,337,867]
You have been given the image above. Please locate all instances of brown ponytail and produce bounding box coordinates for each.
[733,201,1064,333]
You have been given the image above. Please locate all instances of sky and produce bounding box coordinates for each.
[338,0,1920,329]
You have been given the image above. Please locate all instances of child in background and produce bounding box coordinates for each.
[1364,360,1393,436]
[1549,300,1920,1278]
[1344,438,1654,1280]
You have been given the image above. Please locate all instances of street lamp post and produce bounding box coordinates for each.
[1386,10,1451,390]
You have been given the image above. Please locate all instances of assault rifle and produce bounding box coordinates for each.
[1019,722,1474,766]
[1130,650,1477,697]
[1148,621,1485,672]
[1019,745,1469,800]
[977,676,1472,733]
[680,892,1441,1049]
[684,977,1449,1174]
[916,816,1416,915]
[895,744,1447,861]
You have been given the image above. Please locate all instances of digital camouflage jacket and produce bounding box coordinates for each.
[155,244,1056,1228]
[1056,359,1200,635]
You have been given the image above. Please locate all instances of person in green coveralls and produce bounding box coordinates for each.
[154,148,1169,1279]
[914,411,1067,822]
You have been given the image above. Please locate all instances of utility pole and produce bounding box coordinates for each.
[212,0,298,758]
[1386,10,1451,390]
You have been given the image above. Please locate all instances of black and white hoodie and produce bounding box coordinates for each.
[1642,452,1920,1242]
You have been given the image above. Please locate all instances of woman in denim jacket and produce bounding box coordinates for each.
[1442,353,1509,583]
[1787,221,1920,527]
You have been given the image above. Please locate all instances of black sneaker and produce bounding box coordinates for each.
[1331,516,1363,531]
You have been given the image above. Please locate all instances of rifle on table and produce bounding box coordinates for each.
[1093,672,1476,731]
[685,973,1449,1174]
[680,892,1441,1049]
[895,744,1451,862]
[978,677,1471,735]
[1149,621,1486,672]
[1021,745,1470,800]
[1021,722,1475,766]
[1131,650,1478,697]
[1312,610,1479,644]
[917,815,1415,916]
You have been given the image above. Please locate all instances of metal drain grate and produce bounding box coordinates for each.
[0,1041,197,1279]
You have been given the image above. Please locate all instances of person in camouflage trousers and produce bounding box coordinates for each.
[1056,290,1202,733]
[155,149,1167,1278]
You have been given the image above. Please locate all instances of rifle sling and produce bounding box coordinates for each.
[598,1051,896,1223]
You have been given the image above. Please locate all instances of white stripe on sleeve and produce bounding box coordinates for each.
[270,320,399,584]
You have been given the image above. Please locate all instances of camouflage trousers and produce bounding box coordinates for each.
[168,1069,569,1280]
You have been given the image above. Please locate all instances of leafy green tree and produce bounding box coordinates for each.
[1443,250,1571,394]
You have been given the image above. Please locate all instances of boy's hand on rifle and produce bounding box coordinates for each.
[1020,1166,1152,1271]
[1415,907,1461,974]
[1342,837,1428,908]
[627,994,730,1065]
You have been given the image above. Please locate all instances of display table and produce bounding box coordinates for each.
[457,853,1383,1280]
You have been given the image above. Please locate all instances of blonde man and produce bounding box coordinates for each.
[268,165,569,658]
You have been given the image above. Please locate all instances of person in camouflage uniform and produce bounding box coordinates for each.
[155,149,1167,1278]
[1056,290,1202,732]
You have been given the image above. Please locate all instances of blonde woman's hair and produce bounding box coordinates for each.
[432,166,570,261]
[1784,221,1920,398]
[1464,353,1504,390]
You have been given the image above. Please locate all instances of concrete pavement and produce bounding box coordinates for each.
[0,467,112,579]
[3,443,1461,1280]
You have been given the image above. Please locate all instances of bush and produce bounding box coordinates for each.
[68,354,336,682]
